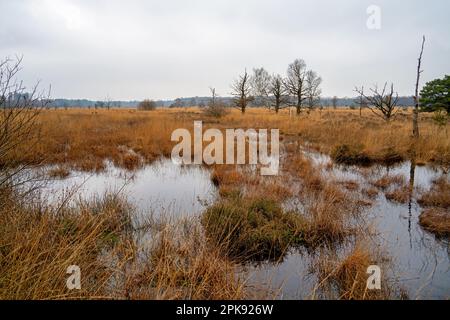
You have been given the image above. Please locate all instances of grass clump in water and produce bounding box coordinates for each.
[418,176,450,238]
[331,144,404,166]
[202,197,307,262]
[312,244,401,300]
[418,176,450,209]
[331,144,371,166]
[419,208,450,238]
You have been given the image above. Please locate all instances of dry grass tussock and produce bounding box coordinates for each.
[0,189,133,299]
[284,153,369,247]
[211,164,292,201]
[367,173,412,204]
[418,176,450,209]
[418,176,450,238]
[419,208,450,238]
[299,183,356,246]
[370,174,405,190]
[385,186,411,204]
[0,188,245,299]
[312,244,400,300]
[202,197,307,262]
[126,219,246,299]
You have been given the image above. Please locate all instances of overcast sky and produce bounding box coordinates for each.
[0,0,449,100]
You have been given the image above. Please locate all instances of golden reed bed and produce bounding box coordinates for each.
[12,106,449,171]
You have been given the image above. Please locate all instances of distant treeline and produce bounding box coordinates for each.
[48,96,415,108]
[50,99,140,108]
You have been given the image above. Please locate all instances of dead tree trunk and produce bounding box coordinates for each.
[356,87,365,117]
[413,36,425,139]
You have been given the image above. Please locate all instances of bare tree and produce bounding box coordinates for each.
[332,96,338,109]
[251,67,271,109]
[0,56,50,190]
[284,59,307,115]
[413,36,425,139]
[231,69,253,114]
[269,74,289,113]
[305,70,322,111]
[354,83,400,121]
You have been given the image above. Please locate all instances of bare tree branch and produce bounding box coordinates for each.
[284,59,307,115]
[269,74,289,113]
[231,69,253,114]
[0,56,51,191]
[305,70,322,111]
[354,83,399,121]
[251,67,271,109]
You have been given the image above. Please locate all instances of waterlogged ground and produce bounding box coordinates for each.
[39,158,216,217]
[248,150,449,299]
[34,152,449,300]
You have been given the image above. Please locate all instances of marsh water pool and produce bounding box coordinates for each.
[39,158,216,217]
[248,150,449,299]
[35,153,449,299]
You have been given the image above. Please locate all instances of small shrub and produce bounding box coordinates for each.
[432,109,449,128]
[138,99,156,111]
[203,102,229,118]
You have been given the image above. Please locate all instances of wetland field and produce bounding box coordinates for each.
[1,107,449,300]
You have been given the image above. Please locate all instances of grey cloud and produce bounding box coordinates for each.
[0,0,449,100]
